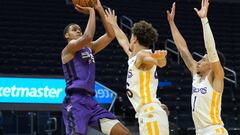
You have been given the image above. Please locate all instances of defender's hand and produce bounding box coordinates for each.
[167,2,176,23]
[152,50,167,60]
[105,8,117,25]
[194,0,210,18]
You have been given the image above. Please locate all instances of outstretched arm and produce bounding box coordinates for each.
[62,5,95,62]
[105,8,131,58]
[194,0,224,89]
[135,50,167,70]
[167,2,197,75]
[91,0,115,55]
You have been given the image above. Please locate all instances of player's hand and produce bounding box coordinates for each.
[94,0,102,10]
[194,0,210,18]
[105,8,117,25]
[152,50,167,60]
[167,2,176,23]
[75,4,95,15]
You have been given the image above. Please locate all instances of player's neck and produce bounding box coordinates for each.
[132,45,148,56]
[199,70,210,80]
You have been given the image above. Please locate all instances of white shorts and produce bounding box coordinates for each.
[196,125,228,135]
[137,103,169,135]
[100,118,119,135]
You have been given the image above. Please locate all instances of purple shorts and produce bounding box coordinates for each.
[62,94,116,135]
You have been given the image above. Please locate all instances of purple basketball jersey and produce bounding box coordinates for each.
[62,47,95,95]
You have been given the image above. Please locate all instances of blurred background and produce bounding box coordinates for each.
[0,0,240,134]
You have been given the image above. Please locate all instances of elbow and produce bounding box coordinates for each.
[107,32,115,39]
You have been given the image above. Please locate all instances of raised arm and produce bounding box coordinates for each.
[167,2,197,75]
[91,0,115,55]
[135,50,167,70]
[194,0,224,82]
[64,5,96,54]
[105,8,131,58]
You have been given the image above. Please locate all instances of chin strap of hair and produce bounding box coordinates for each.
[201,17,219,63]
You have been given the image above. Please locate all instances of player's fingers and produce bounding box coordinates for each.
[172,2,176,14]
[194,8,199,13]
[75,7,83,12]
[105,9,110,16]
[76,4,84,9]
[107,8,112,15]
[113,9,115,16]
[166,10,170,15]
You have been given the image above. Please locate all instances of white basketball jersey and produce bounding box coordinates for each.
[126,54,160,113]
[192,74,224,130]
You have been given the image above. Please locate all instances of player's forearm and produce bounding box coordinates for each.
[96,7,115,38]
[136,53,156,68]
[169,21,195,72]
[112,23,130,48]
[201,18,219,63]
[169,22,189,52]
[83,10,96,40]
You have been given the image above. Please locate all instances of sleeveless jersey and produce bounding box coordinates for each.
[192,74,224,129]
[62,47,95,95]
[126,54,160,113]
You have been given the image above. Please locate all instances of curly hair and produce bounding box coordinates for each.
[131,20,159,48]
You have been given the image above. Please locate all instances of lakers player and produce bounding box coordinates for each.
[167,0,228,134]
[105,9,169,135]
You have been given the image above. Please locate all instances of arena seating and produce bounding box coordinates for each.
[0,0,239,134]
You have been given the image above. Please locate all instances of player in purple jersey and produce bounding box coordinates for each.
[61,1,131,135]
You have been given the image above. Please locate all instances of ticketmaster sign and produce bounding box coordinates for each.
[0,77,116,104]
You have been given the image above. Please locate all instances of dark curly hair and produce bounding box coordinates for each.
[131,20,159,48]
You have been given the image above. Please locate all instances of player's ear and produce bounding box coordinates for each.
[65,33,69,39]
[132,35,138,44]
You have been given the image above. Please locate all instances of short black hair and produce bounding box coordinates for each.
[131,20,159,48]
[217,50,225,67]
[63,23,77,39]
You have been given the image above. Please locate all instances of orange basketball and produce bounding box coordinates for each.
[72,0,96,7]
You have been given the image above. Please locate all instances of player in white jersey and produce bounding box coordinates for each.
[167,0,228,134]
[105,9,169,135]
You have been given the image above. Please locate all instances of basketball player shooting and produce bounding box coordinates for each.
[167,0,228,134]
[105,8,169,135]
[61,0,131,135]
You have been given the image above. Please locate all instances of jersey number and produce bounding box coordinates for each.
[126,82,133,98]
[192,96,197,112]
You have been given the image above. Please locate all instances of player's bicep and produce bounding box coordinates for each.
[66,36,92,54]
[211,61,224,80]
[179,50,197,74]
[117,40,131,57]
[92,34,112,55]
[212,75,224,93]
[122,45,131,58]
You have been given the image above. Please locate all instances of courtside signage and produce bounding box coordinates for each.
[0,77,114,104]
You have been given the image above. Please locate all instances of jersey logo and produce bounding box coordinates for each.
[192,87,207,94]
[66,104,72,112]
[81,52,95,63]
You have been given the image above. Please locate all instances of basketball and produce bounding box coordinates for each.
[72,0,97,7]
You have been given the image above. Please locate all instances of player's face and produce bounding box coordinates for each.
[129,34,137,51]
[67,24,82,40]
[197,54,210,74]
